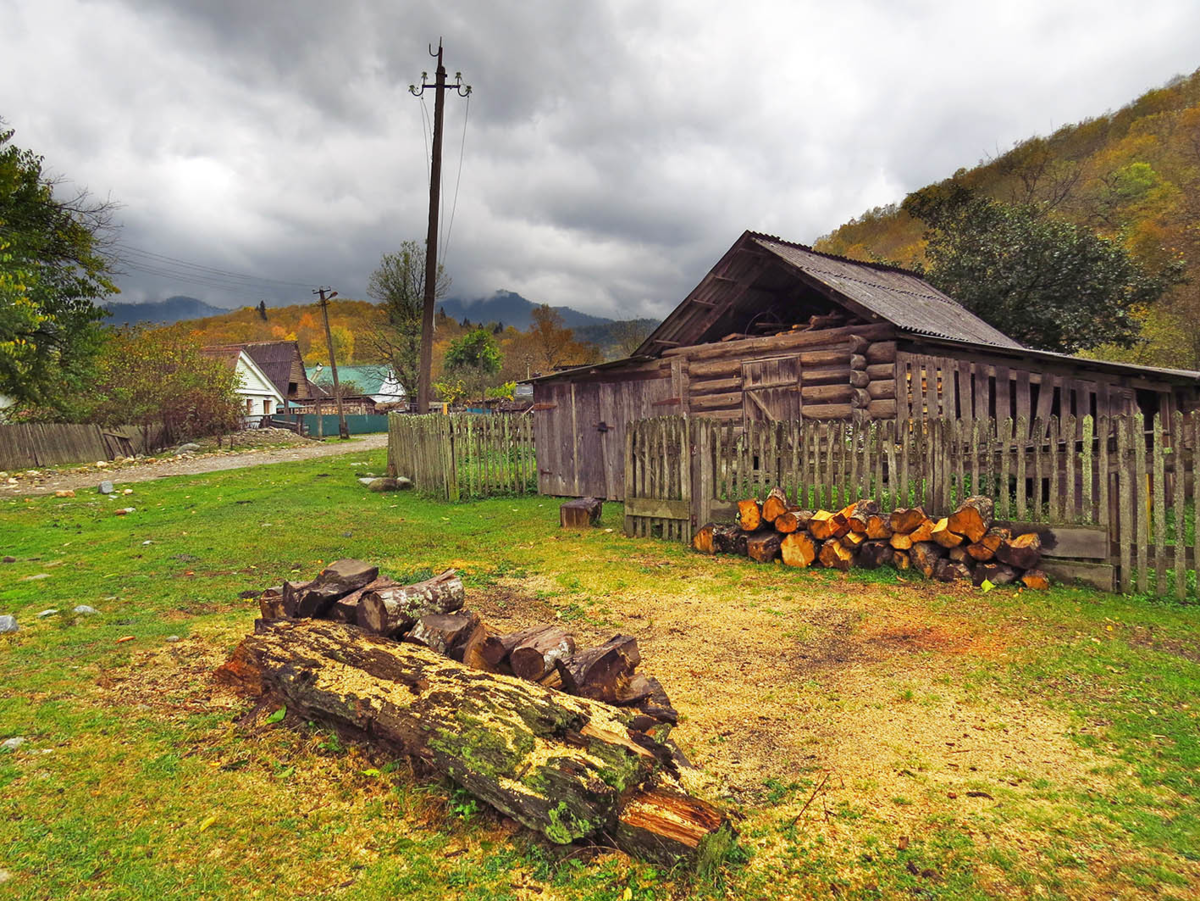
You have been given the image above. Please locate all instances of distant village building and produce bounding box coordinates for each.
[199,345,286,425]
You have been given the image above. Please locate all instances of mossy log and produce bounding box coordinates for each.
[357,569,465,637]
[216,620,730,863]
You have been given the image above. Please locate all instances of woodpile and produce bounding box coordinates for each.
[694,493,1050,589]
[220,560,732,866]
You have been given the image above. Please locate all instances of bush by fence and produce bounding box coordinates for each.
[386,413,536,499]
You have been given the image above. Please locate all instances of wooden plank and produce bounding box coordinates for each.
[973,362,991,420]
[995,366,1011,426]
[1047,416,1061,521]
[1135,412,1148,595]
[884,419,897,510]
[1015,369,1031,425]
[896,357,911,422]
[1040,560,1115,592]
[1193,412,1200,600]
[1153,413,1167,596]
[993,522,1110,559]
[1118,415,1133,592]
[1173,410,1186,600]
[1097,415,1110,527]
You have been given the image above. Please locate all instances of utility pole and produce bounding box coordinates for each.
[315,287,350,440]
[411,40,470,413]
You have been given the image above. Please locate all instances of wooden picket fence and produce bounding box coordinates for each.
[0,423,164,470]
[623,412,1200,600]
[386,413,537,499]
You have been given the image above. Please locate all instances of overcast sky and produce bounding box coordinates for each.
[3,0,1198,319]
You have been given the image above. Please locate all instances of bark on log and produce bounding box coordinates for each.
[258,586,285,620]
[867,398,898,418]
[281,580,312,618]
[289,560,380,619]
[935,559,972,583]
[889,507,928,534]
[909,542,946,578]
[780,532,818,568]
[818,539,854,571]
[931,518,965,548]
[215,619,731,862]
[858,540,892,569]
[866,380,896,400]
[692,524,718,555]
[844,499,880,533]
[761,487,789,524]
[849,370,870,389]
[408,610,483,661]
[995,533,1042,570]
[801,402,852,420]
[327,577,401,624]
[556,635,642,703]
[865,341,897,364]
[966,528,1010,562]
[510,627,577,681]
[738,499,763,532]
[947,496,993,544]
[462,627,508,673]
[357,569,465,637]
[773,509,802,534]
[746,530,783,563]
[972,563,1017,587]
[948,545,970,564]
[715,525,749,556]
[1020,569,1051,590]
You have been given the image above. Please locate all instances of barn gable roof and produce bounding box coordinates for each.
[204,341,311,399]
[636,230,1022,356]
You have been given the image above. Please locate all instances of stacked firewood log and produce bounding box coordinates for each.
[694,490,1050,589]
[220,561,731,866]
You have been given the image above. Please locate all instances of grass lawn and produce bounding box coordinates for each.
[1,447,1198,900]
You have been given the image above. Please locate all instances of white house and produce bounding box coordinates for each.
[201,346,286,426]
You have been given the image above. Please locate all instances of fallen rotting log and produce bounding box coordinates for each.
[217,619,731,863]
[557,634,642,703]
[357,569,465,637]
[508,626,577,681]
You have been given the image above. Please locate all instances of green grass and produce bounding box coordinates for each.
[1,448,1199,898]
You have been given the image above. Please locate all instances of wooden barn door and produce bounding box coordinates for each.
[742,356,802,426]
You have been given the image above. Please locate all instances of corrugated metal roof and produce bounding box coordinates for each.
[748,233,1023,349]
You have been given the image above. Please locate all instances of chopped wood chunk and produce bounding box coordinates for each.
[865,515,893,540]
[935,559,972,583]
[761,487,789,524]
[738,499,763,532]
[972,562,1017,587]
[561,497,604,528]
[844,499,880,533]
[858,540,892,569]
[407,610,483,661]
[931,518,965,548]
[510,627,577,681]
[746,530,783,563]
[556,635,642,703]
[909,542,946,578]
[1020,569,1050,590]
[780,532,818,568]
[996,533,1042,570]
[947,496,994,544]
[357,569,465,637]
[908,519,936,544]
[892,550,912,571]
[809,510,849,541]
[966,527,1010,562]
[818,538,854,571]
[889,507,928,534]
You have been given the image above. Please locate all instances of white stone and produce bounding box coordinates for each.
[1,737,25,751]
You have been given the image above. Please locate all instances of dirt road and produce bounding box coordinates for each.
[5,433,389,496]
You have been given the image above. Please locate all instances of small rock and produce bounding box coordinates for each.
[73,605,98,616]
[0,615,17,634]
[123,488,133,495]
[367,477,399,492]
[19,573,49,582]
[357,477,375,486]
[98,481,114,495]
[36,609,59,618]
[1,737,26,751]
[114,508,135,516]
[175,443,201,455]
[0,867,10,883]
[142,540,152,546]
[341,531,353,538]
[165,635,181,643]
[2,556,14,563]
[54,489,75,498]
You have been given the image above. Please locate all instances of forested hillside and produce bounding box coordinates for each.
[815,68,1200,369]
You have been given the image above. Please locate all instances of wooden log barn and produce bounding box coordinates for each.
[530,230,1200,500]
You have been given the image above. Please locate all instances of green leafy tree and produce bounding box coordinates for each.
[0,124,116,412]
[444,327,501,405]
[365,240,450,402]
[85,327,242,445]
[903,183,1182,353]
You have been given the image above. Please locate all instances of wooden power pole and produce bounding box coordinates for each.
[315,287,350,440]
[410,40,470,413]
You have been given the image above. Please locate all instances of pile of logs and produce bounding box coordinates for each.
[219,561,731,866]
[694,490,1050,590]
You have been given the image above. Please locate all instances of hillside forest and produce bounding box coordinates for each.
[816,68,1200,369]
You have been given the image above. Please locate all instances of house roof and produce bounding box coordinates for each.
[200,345,286,401]
[204,341,307,398]
[636,230,1022,356]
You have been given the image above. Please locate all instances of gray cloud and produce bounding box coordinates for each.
[3,0,1199,320]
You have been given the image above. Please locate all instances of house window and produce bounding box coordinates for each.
[288,382,297,395]
[263,399,271,415]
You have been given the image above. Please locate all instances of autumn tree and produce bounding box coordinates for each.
[441,327,501,406]
[903,183,1182,353]
[0,124,116,413]
[528,304,600,371]
[84,327,242,445]
[366,240,450,401]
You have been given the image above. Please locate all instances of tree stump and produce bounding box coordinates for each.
[561,497,603,528]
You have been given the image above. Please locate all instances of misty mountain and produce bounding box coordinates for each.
[436,290,615,331]
[103,296,230,327]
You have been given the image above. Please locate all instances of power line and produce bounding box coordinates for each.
[443,90,471,263]
[113,243,316,289]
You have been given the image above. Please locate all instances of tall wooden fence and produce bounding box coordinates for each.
[0,423,163,470]
[623,413,1200,600]
[387,413,536,499]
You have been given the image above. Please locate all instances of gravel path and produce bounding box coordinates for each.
[6,433,389,496]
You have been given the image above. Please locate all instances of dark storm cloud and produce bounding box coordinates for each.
[3,0,1199,319]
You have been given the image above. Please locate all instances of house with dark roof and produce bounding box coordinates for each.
[199,345,286,425]
[203,341,317,405]
[529,230,1200,500]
